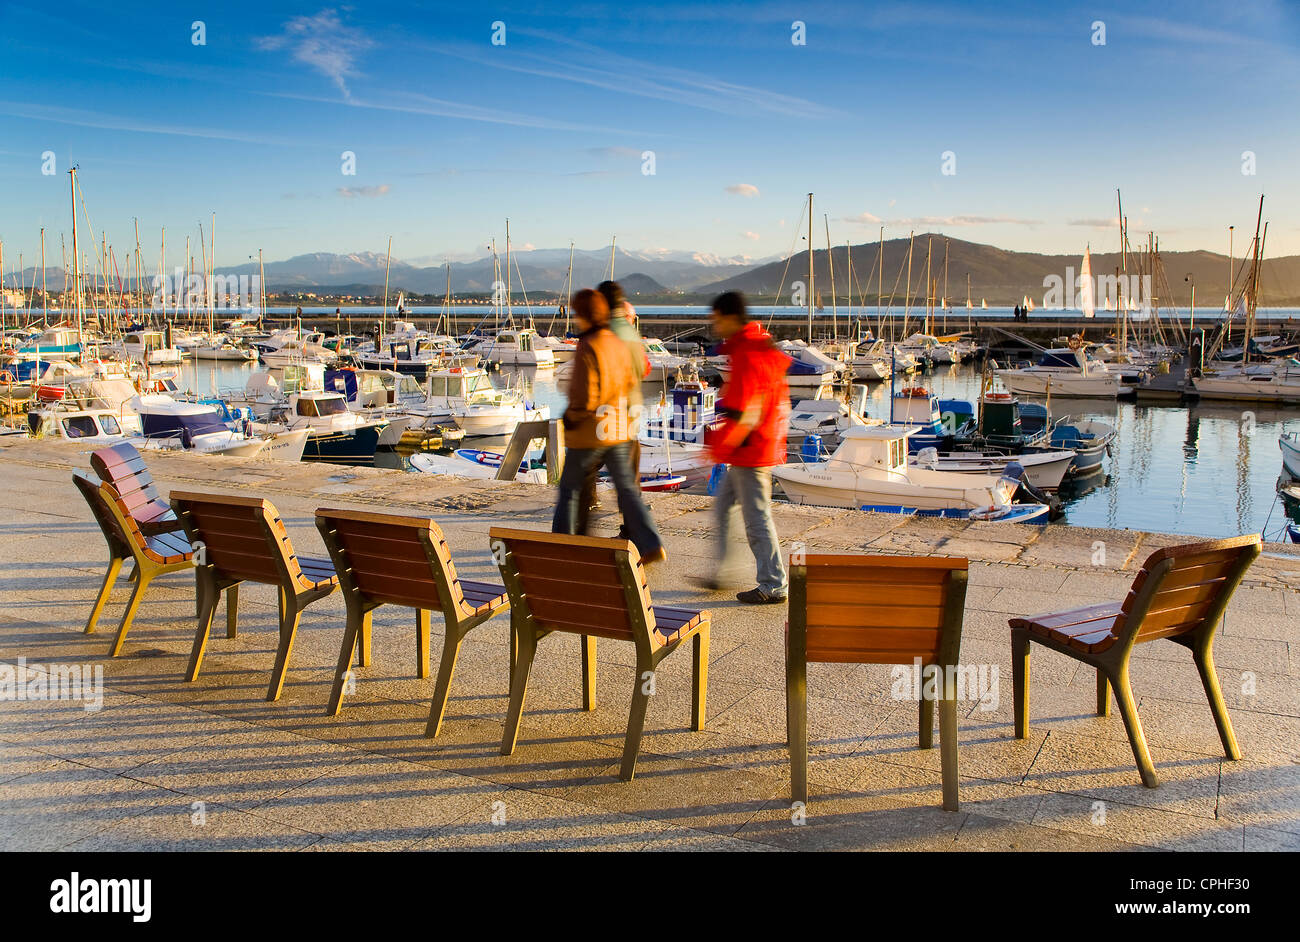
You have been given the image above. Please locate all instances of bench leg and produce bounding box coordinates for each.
[357,609,372,668]
[110,568,153,658]
[500,628,537,756]
[787,646,808,803]
[185,574,219,681]
[1096,669,1111,717]
[939,674,959,812]
[415,609,430,679]
[85,555,124,634]
[581,635,596,711]
[691,629,709,731]
[425,627,463,738]
[225,585,239,639]
[267,598,302,702]
[326,608,364,716]
[619,659,654,782]
[1109,664,1159,788]
[1193,643,1241,761]
[1012,628,1030,739]
[919,693,934,749]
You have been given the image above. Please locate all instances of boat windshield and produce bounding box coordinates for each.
[297,396,347,417]
[464,373,498,404]
[62,416,100,439]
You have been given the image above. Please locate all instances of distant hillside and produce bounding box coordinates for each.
[696,235,1300,307]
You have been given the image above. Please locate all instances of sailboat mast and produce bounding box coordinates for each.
[40,229,47,322]
[903,232,913,341]
[876,226,884,339]
[1116,189,1128,355]
[382,235,393,341]
[942,237,949,333]
[824,214,837,340]
[924,236,932,336]
[608,236,616,280]
[565,241,575,333]
[1226,226,1234,311]
[1245,196,1264,361]
[806,193,814,343]
[505,219,513,326]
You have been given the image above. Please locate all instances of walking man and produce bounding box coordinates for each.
[702,291,790,603]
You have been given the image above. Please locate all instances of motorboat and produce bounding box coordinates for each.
[1192,360,1300,403]
[115,330,185,366]
[26,405,137,445]
[255,390,390,465]
[909,445,1076,491]
[995,348,1130,398]
[642,337,691,382]
[409,366,548,438]
[535,333,578,362]
[130,395,267,456]
[771,425,1041,516]
[355,336,476,375]
[409,447,687,492]
[847,339,893,381]
[481,328,555,369]
[1280,432,1300,478]
[787,385,879,446]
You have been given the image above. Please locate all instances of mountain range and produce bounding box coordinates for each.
[10,237,1300,305]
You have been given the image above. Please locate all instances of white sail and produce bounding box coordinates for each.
[1079,245,1095,318]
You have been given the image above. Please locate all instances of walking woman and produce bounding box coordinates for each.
[552,289,667,565]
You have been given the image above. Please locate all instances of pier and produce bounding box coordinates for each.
[2,439,1297,851]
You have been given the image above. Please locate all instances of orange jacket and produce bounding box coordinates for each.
[562,326,638,449]
[705,322,791,467]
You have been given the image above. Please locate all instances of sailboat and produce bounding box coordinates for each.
[1080,245,1096,318]
[981,299,987,309]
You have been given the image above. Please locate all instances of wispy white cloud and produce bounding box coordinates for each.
[412,32,841,120]
[0,100,299,146]
[265,89,642,135]
[726,183,760,198]
[337,184,390,198]
[741,231,761,241]
[1068,217,1121,228]
[257,9,374,99]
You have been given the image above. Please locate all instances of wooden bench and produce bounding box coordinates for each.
[171,491,339,701]
[73,472,206,656]
[90,442,178,537]
[488,527,709,781]
[787,553,969,810]
[1010,534,1261,787]
[314,508,510,729]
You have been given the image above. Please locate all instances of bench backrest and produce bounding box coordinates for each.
[1118,534,1261,646]
[90,442,172,528]
[315,508,468,614]
[170,491,306,587]
[73,472,192,565]
[791,554,969,666]
[488,527,652,643]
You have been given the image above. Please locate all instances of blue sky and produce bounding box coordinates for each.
[2,0,1298,271]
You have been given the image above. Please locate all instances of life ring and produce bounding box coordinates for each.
[904,387,930,397]
[1067,335,1082,351]
[985,391,1013,402]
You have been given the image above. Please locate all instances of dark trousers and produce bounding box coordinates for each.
[554,443,662,557]
[577,439,640,536]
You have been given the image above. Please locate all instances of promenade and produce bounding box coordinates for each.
[1,438,1296,851]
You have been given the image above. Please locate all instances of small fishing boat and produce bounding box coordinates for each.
[771,425,1041,514]
[116,330,185,366]
[256,391,390,465]
[642,338,691,382]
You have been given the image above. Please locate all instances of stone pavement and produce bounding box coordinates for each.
[1,438,1297,851]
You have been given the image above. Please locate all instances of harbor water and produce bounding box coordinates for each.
[180,350,1298,544]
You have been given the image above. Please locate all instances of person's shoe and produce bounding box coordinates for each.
[736,587,786,605]
[641,546,669,567]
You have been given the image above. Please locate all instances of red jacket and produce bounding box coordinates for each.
[706,322,790,467]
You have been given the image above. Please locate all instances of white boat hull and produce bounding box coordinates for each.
[995,369,1123,398]
[1281,434,1300,478]
[915,449,1076,490]
[772,462,1011,511]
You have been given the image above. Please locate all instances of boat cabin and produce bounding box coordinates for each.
[295,393,349,418]
[825,425,916,473]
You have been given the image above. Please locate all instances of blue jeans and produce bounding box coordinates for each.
[713,465,787,598]
[553,444,663,558]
